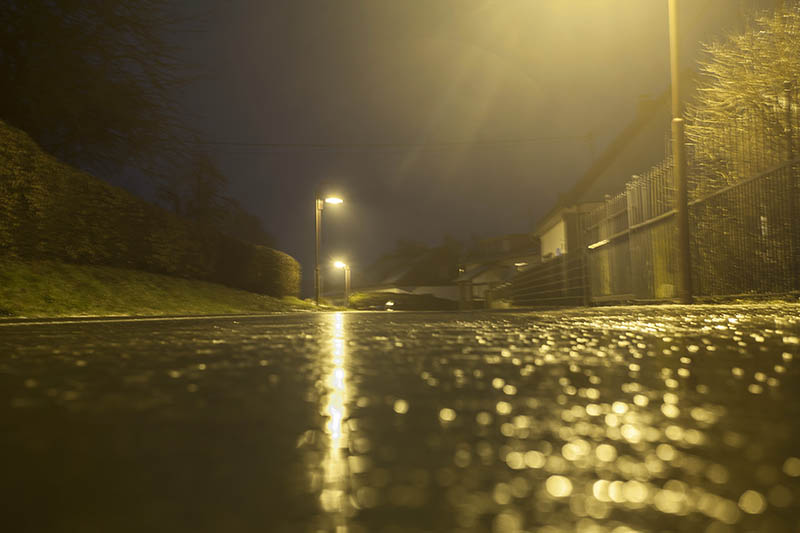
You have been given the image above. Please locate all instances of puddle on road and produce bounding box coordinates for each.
[303,305,800,533]
[319,312,353,529]
[1,305,799,532]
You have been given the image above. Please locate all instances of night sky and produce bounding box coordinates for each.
[171,0,773,296]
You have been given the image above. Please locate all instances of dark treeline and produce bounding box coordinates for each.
[0,0,290,289]
[0,120,299,297]
[0,0,272,245]
[0,0,182,178]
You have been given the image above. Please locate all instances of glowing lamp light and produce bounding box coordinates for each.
[325,197,344,205]
[333,260,347,269]
[588,239,610,250]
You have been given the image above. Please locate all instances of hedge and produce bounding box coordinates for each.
[0,120,300,298]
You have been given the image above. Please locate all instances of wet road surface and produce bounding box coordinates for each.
[2,305,799,533]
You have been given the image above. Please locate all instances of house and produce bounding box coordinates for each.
[456,234,540,308]
[534,202,601,262]
[355,239,463,305]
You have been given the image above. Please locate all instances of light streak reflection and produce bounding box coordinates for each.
[320,312,350,529]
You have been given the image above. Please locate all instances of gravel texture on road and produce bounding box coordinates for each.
[2,304,799,533]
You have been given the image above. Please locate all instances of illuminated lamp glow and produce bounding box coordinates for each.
[587,239,610,250]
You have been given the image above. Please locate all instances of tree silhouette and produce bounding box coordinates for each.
[0,0,187,179]
[687,3,799,194]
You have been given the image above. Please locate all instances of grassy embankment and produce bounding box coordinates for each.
[0,258,316,318]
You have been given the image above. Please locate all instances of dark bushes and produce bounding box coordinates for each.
[0,120,299,298]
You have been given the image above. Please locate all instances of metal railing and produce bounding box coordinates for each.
[690,161,799,295]
[583,161,680,301]
[583,124,799,302]
[507,254,587,307]
[505,82,799,306]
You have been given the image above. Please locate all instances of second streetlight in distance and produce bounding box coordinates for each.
[333,260,351,308]
[314,189,344,305]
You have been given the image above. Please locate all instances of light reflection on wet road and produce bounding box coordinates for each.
[1,304,799,533]
[321,312,350,530]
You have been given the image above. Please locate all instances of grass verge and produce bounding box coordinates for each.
[0,258,317,318]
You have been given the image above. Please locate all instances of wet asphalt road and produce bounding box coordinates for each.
[2,305,800,533]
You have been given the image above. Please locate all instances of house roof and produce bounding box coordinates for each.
[533,67,702,235]
[455,264,492,283]
[373,243,461,286]
[534,85,676,234]
[463,234,538,264]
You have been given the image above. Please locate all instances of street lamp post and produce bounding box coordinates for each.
[314,192,343,305]
[333,260,351,308]
[668,0,693,304]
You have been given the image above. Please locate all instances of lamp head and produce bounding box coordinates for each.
[333,260,347,269]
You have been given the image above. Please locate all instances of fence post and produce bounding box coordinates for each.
[669,0,693,304]
[580,211,591,306]
[786,80,799,292]
[626,181,636,298]
[786,81,794,161]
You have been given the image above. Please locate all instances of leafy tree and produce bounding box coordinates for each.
[0,0,186,178]
[685,4,799,293]
[687,3,800,194]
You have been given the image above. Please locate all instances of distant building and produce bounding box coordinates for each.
[456,234,539,308]
[513,91,675,306]
[533,90,674,252]
[356,239,462,303]
[534,203,600,262]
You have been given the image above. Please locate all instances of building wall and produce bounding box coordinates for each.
[540,220,566,261]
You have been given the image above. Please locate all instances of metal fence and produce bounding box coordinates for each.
[500,81,800,307]
[506,254,586,307]
[691,161,799,295]
[584,115,800,302]
[583,161,680,301]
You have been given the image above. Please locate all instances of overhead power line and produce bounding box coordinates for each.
[193,134,592,154]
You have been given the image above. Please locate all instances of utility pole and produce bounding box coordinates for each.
[786,80,799,291]
[669,0,693,304]
[344,264,351,308]
[786,81,794,161]
[315,196,323,305]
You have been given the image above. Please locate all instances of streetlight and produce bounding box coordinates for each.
[315,190,343,305]
[333,260,351,308]
[668,0,693,304]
